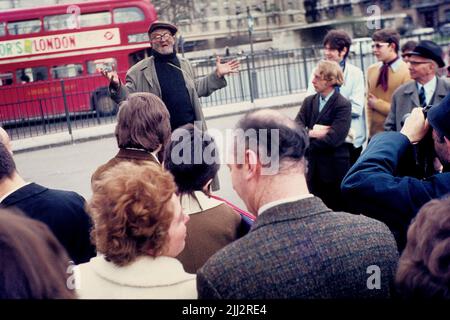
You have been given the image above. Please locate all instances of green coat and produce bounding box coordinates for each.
[110,55,227,131]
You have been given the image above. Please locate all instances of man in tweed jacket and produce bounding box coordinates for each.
[197,110,399,299]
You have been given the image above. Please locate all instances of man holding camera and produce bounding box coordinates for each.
[341,93,450,251]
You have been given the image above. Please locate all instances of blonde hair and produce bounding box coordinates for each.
[316,60,344,87]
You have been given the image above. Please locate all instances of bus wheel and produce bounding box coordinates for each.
[95,95,118,116]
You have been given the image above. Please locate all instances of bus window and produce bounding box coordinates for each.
[79,12,111,28]
[51,64,83,79]
[7,19,41,35]
[0,73,13,86]
[44,13,78,31]
[113,7,145,23]
[87,58,116,74]
[16,67,48,82]
[0,22,5,37]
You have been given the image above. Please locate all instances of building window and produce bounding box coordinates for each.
[381,0,392,11]
[214,21,220,30]
[226,20,232,28]
[445,9,450,22]
[289,15,295,23]
[201,22,208,31]
[211,7,218,15]
[401,0,411,9]
[254,17,259,26]
[342,5,352,17]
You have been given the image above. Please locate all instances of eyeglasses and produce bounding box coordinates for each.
[150,32,172,42]
[371,42,390,49]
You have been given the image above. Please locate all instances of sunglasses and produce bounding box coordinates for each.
[371,42,390,49]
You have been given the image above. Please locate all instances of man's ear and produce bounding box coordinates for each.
[202,179,213,194]
[244,149,261,180]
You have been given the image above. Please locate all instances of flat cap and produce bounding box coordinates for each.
[148,21,178,35]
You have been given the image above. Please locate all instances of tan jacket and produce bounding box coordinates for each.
[176,191,241,273]
[366,60,410,138]
[110,55,227,131]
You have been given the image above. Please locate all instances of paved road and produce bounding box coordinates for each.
[14,105,299,212]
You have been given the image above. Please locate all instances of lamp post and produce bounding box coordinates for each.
[247,6,258,100]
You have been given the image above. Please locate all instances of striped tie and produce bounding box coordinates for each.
[418,86,426,108]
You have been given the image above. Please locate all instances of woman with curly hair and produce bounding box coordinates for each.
[396,196,450,299]
[75,162,195,299]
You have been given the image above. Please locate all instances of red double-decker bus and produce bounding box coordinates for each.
[0,0,157,122]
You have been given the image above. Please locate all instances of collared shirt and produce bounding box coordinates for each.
[389,57,403,73]
[258,194,314,216]
[417,76,437,106]
[319,89,335,112]
[0,182,31,203]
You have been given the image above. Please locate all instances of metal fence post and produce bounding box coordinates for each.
[359,41,365,75]
[38,99,47,134]
[246,55,254,103]
[286,56,292,94]
[60,79,73,139]
[302,48,309,89]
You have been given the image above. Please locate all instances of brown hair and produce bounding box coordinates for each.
[323,29,352,60]
[372,29,400,53]
[87,162,177,266]
[164,124,220,195]
[396,196,450,298]
[0,209,75,299]
[115,92,171,160]
[316,60,344,87]
[0,140,16,181]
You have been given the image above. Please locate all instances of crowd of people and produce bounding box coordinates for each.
[0,20,449,299]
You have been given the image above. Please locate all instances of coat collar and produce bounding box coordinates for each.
[115,148,159,164]
[0,182,46,207]
[251,196,331,232]
[402,77,447,106]
[181,191,223,215]
[81,255,195,287]
[141,56,160,94]
[314,90,339,123]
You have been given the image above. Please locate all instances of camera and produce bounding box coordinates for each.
[401,105,433,128]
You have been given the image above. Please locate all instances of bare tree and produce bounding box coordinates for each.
[153,0,195,24]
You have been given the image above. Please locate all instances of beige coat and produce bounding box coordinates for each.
[110,55,227,131]
[74,255,197,299]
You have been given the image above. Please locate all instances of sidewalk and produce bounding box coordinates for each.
[12,92,308,153]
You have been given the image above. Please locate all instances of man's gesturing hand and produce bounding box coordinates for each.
[215,56,240,78]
